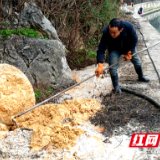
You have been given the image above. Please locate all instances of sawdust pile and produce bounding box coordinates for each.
[0,123,9,131]
[0,64,35,125]
[17,99,101,150]
[0,124,9,140]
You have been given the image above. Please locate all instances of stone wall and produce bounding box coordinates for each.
[133,1,160,13]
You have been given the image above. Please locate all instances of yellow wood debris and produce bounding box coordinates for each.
[17,99,101,150]
[0,64,101,150]
[0,64,35,125]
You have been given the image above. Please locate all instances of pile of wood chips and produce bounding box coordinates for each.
[0,64,101,151]
[0,64,35,125]
[17,99,101,150]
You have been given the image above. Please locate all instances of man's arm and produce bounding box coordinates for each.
[95,28,108,77]
[96,32,108,63]
[124,24,138,61]
[129,25,138,53]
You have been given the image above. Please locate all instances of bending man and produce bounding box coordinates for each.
[95,18,150,94]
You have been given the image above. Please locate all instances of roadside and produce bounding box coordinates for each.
[1,6,160,160]
[119,11,160,104]
[57,10,160,159]
[127,1,160,16]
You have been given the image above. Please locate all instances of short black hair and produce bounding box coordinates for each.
[109,18,123,30]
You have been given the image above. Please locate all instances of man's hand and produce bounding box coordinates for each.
[124,51,132,61]
[95,63,104,77]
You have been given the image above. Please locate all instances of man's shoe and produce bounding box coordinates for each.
[138,76,150,82]
[113,86,122,94]
[135,65,150,83]
[111,73,122,94]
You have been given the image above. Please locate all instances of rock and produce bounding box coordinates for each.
[57,93,73,104]
[0,1,74,89]
[1,35,74,88]
[0,64,35,125]
[20,2,59,41]
[120,3,133,14]
[13,19,18,25]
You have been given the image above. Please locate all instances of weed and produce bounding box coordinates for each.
[77,57,84,63]
[87,50,96,59]
[48,86,54,93]
[54,76,57,81]
[87,36,99,47]
[155,28,160,34]
[34,90,42,99]
[44,36,49,40]
[34,86,55,101]
[4,23,8,28]
[44,91,48,96]
[48,88,53,93]
[146,8,153,12]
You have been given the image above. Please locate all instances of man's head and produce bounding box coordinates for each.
[109,18,123,38]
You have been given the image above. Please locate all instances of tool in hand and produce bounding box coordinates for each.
[12,41,160,127]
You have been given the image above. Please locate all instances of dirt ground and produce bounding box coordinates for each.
[90,92,160,138]
[34,12,160,141]
[88,13,160,140]
[34,13,140,103]
[0,13,160,159]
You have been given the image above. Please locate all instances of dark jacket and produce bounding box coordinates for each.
[138,7,143,14]
[96,20,138,63]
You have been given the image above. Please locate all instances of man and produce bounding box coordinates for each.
[131,0,134,7]
[95,18,150,94]
[120,0,123,3]
[138,7,143,15]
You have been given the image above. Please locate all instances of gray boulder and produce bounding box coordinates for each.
[0,35,74,88]
[20,2,59,41]
[2,0,12,18]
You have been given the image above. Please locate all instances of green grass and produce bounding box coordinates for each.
[155,28,160,34]
[145,6,160,13]
[147,8,153,12]
[0,28,40,40]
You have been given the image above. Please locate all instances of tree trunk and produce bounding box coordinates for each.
[0,0,2,19]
